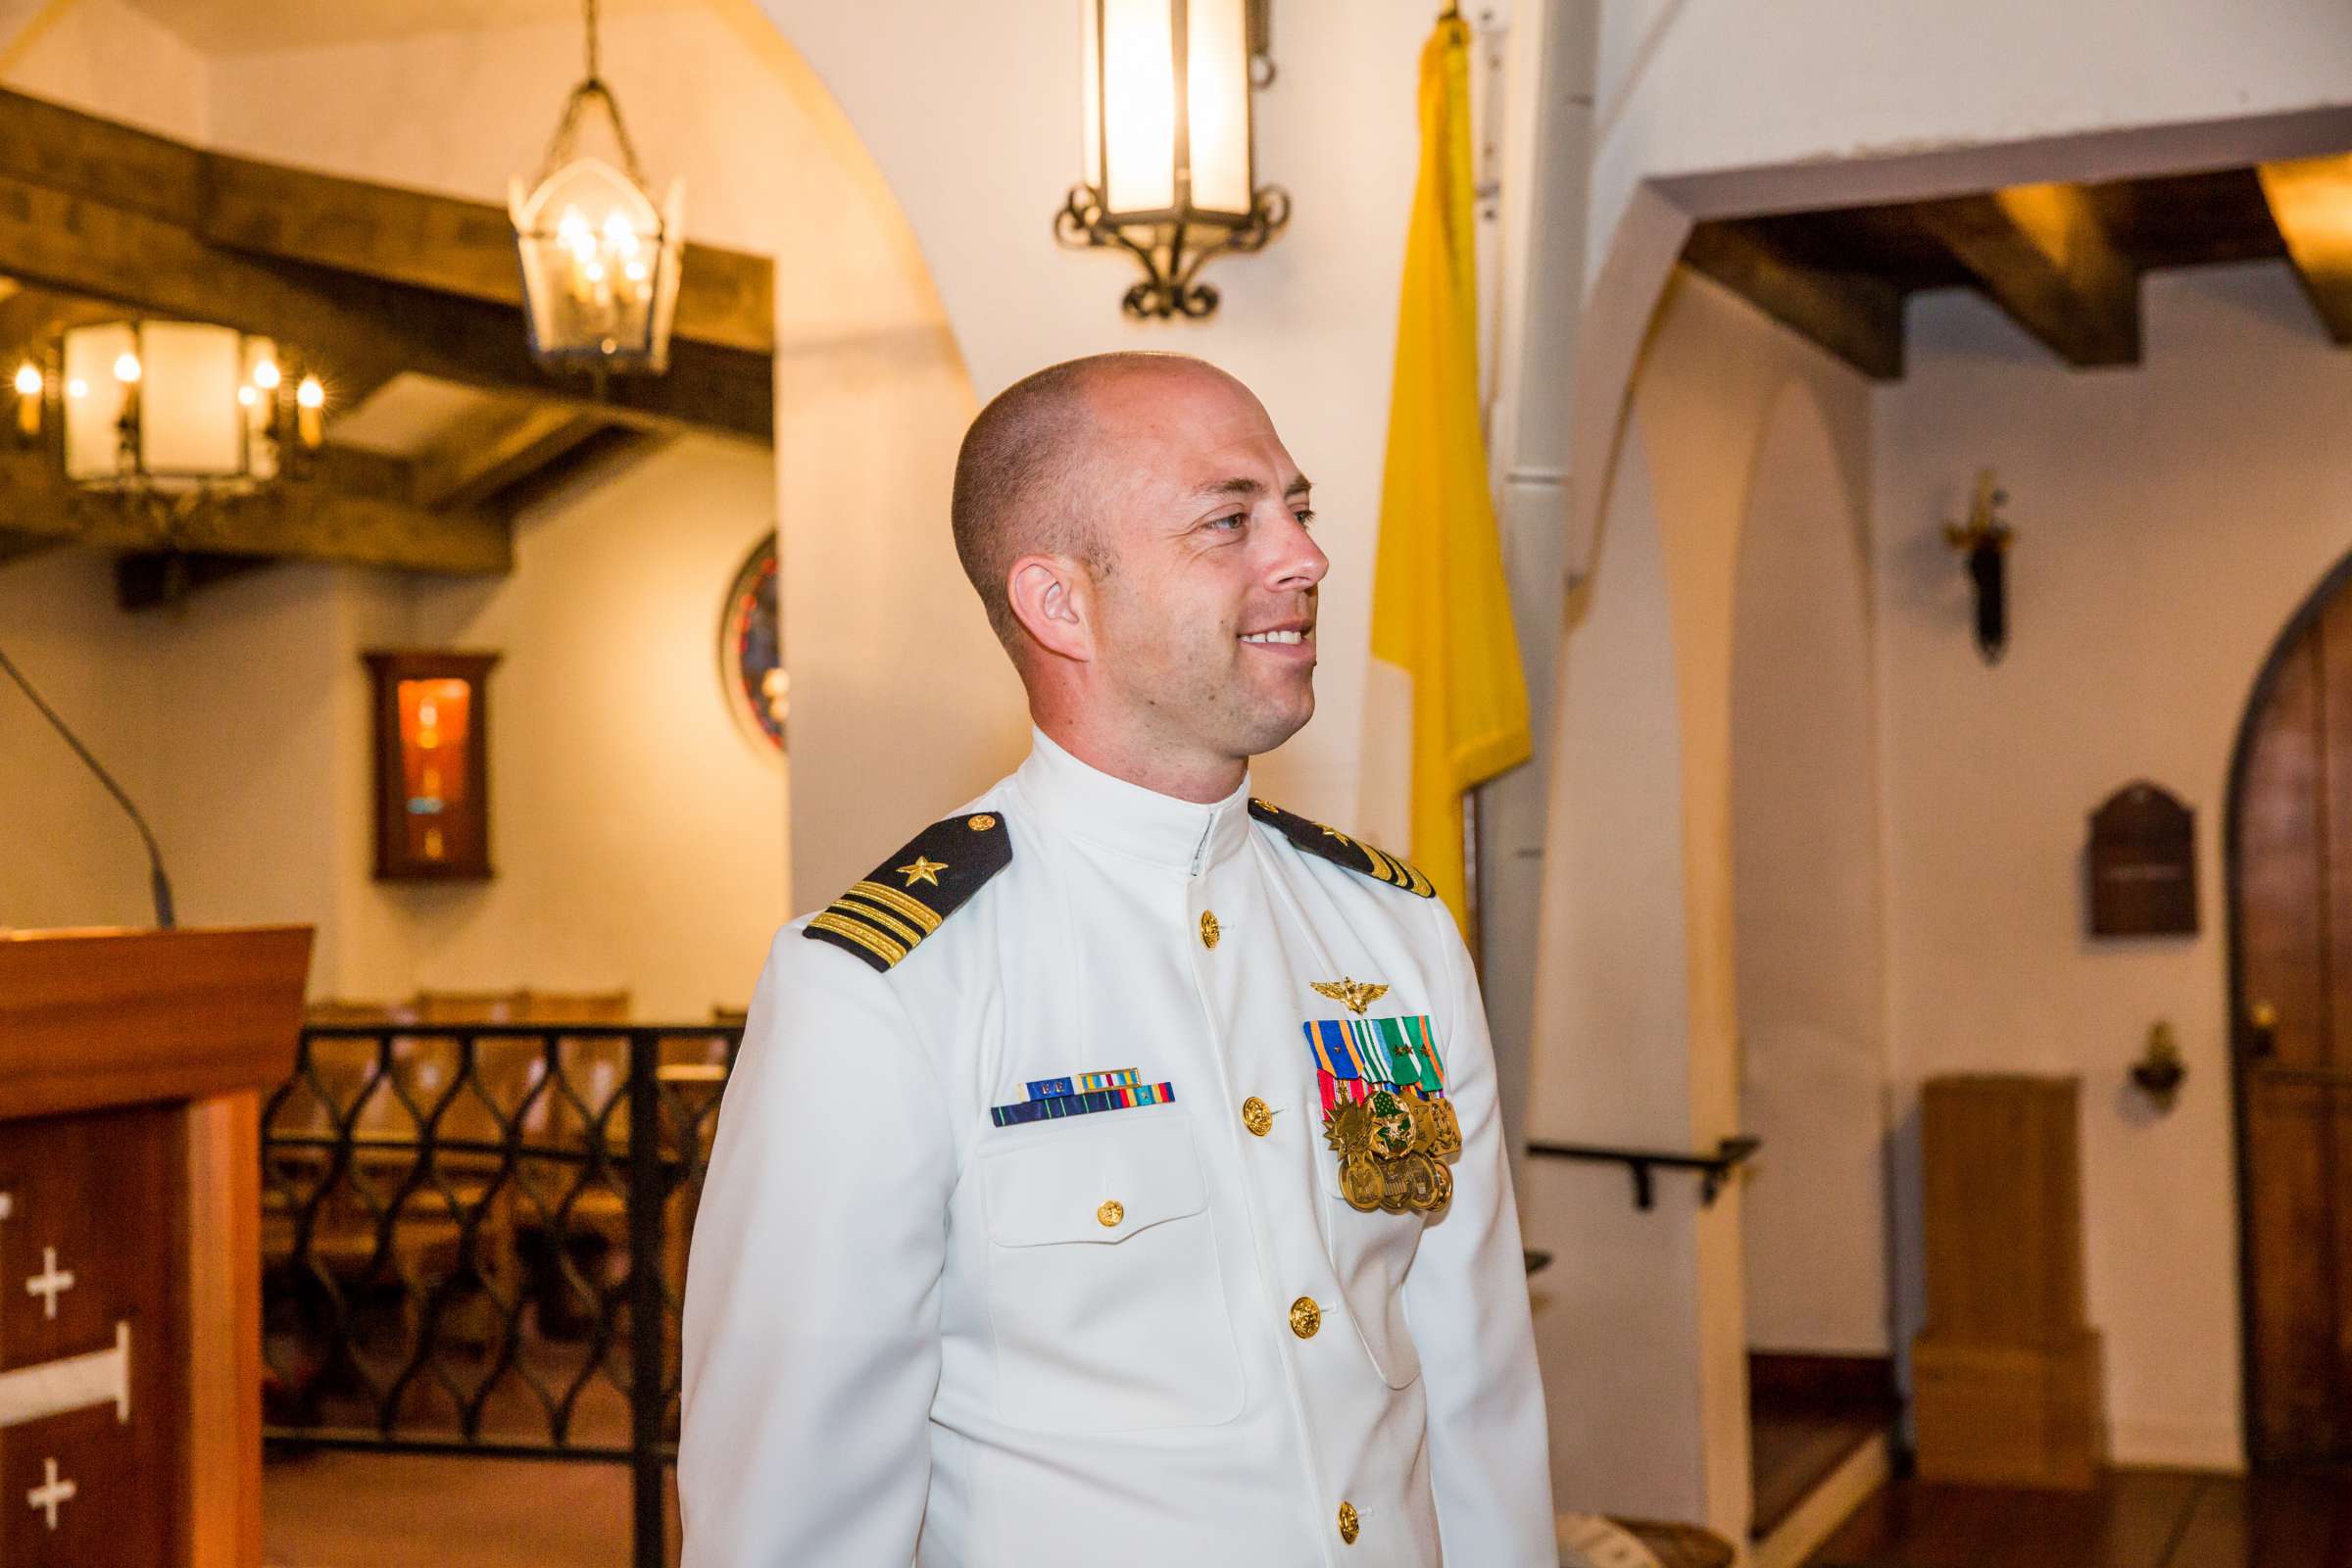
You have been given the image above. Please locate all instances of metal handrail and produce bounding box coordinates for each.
[1525,1135,1762,1210]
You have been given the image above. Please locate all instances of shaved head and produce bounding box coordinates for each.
[952,352,1236,650]
[954,350,1325,801]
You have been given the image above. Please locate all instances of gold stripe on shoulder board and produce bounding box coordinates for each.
[849,879,946,933]
[808,910,907,967]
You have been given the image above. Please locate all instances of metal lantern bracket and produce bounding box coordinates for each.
[1055,185,1293,321]
[531,78,652,195]
[533,0,647,187]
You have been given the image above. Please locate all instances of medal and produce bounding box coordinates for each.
[1305,1002,1458,1214]
[1320,1082,1458,1214]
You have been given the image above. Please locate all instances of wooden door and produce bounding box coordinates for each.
[2236,571,2352,1464]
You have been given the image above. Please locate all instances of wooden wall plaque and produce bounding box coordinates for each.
[2087,782,2196,937]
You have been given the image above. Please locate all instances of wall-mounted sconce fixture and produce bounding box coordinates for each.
[13,321,325,548]
[1943,467,2013,663]
[1057,0,1290,319]
[2131,1020,2185,1113]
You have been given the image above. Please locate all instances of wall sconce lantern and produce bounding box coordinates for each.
[1057,0,1290,319]
[13,320,323,539]
[2131,1020,2186,1113]
[1943,467,2014,663]
[511,0,684,374]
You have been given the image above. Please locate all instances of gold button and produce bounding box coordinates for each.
[1097,1199,1124,1228]
[1289,1296,1321,1339]
[1338,1500,1359,1544]
[1199,909,1220,949]
[967,813,997,831]
[1241,1097,1272,1137]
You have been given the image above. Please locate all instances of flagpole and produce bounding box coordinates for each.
[1462,786,1485,981]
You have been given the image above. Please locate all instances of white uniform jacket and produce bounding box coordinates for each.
[680,731,1553,1566]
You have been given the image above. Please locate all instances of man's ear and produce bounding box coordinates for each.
[1005,554,1093,663]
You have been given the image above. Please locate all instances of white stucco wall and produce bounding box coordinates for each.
[1874,260,2352,1470]
[765,0,1440,831]
[1591,0,2352,277]
[391,436,787,1018]
[1527,268,1877,1534]
[2,0,207,138]
[0,551,166,934]
[1732,383,1887,1359]
[0,437,786,1019]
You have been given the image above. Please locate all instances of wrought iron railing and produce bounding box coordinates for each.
[261,1021,741,1568]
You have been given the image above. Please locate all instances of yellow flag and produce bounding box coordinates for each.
[1365,12,1531,936]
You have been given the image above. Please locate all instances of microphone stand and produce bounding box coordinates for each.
[0,641,176,929]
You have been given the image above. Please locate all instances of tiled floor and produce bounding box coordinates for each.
[1808,1469,2352,1568]
[266,1453,2352,1568]
[265,1450,680,1568]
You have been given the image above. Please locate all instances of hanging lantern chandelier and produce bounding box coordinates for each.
[1057,0,1289,319]
[510,0,684,375]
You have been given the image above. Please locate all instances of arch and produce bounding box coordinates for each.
[2222,540,2352,1464]
[1729,377,1888,1359]
[1555,106,2352,602]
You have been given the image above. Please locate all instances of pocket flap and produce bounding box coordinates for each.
[982,1112,1206,1248]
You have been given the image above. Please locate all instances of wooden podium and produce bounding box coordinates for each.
[0,926,310,1566]
[1911,1074,2106,1488]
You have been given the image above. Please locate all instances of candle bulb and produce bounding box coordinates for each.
[295,374,324,451]
[12,363,39,443]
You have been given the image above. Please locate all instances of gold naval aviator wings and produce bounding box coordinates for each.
[1248,798,1435,898]
[803,811,1011,972]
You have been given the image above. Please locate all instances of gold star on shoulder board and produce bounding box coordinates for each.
[1311,977,1391,1016]
[897,856,949,888]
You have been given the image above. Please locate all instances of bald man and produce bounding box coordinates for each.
[679,354,1553,1567]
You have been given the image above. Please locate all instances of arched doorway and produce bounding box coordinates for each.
[2230,547,2352,1466]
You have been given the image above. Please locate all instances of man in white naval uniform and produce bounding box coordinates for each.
[680,352,1553,1566]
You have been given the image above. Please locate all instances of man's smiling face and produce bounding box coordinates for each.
[1082,364,1329,768]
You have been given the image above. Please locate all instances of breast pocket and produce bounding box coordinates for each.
[980,1109,1243,1433]
[1315,1135,1428,1391]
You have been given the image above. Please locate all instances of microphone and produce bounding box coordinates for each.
[0,641,175,929]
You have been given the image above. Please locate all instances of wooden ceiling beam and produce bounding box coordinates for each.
[0,444,512,576]
[199,154,774,357]
[1681,221,1905,380]
[0,285,125,361]
[1911,183,2141,368]
[0,85,770,357]
[0,530,59,568]
[2256,154,2352,345]
[413,402,614,510]
[0,85,201,227]
[0,88,772,442]
[0,172,770,441]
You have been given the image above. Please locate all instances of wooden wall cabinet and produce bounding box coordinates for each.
[365,649,499,881]
[1911,1073,2107,1489]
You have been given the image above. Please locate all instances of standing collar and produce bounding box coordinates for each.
[1011,727,1254,875]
